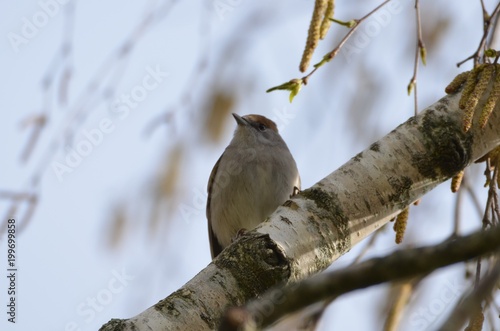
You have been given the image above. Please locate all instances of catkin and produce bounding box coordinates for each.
[459,64,485,110]
[479,64,500,128]
[320,0,335,40]
[394,207,409,244]
[451,170,464,193]
[463,64,494,132]
[445,71,470,94]
[300,0,328,72]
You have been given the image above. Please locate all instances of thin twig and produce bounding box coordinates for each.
[453,180,464,237]
[292,226,385,331]
[474,159,500,298]
[457,2,500,67]
[30,0,178,184]
[301,0,392,85]
[351,227,384,265]
[16,194,39,234]
[0,191,36,201]
[490,162,500,223]
[19,2,76,164]
[480,0,488,18]
[19,114,47,163]
[488,8,500,49]
[226,225,500,330]
[0,204,18,235]
[2,0,180,236]
[144,0,213,135]
[438,258,500,331]
[464,177,486,220]
[384,278,420,331]
[408,0,424,116]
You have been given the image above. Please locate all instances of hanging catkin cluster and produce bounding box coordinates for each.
[445,63,500,132]
[446,63,500,193]
[299,0,335,72]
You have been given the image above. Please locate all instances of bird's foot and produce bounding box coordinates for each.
[231,228,248,243]
[290,186,301,198]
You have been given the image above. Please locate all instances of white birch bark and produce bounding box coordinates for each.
[100,88,500,331]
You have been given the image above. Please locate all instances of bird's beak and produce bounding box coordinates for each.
[232,113,248,126]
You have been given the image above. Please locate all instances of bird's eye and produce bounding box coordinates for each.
[258,124,266,132]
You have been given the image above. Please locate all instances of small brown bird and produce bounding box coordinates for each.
[206,113,300,259]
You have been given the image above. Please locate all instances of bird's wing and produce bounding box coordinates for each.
[207,153,224,259]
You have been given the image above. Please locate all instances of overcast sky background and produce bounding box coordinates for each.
[1,1,498,330]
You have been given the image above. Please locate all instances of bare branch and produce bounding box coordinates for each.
[228,225,500,330]
[457,2,500,67]
[438,258,500,331]
[407,0,425,116]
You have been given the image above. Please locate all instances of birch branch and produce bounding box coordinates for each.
[438,258,500,331]
[224,224,500,330]
[100,84,500,331]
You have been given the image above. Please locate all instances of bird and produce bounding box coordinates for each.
[206,113,300,259]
